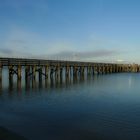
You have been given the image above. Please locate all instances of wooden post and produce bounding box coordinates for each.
[45,65,49,79]
[73,66,77,77]
[17,78,22,92]
[32,65,36,80]
[0,64,2,90]
[96,66,99,74]
[25,66,30,90]
[55,65,60,81]
[39,66,42,82]
[110,65,113,73]
[99,66,103,74]
[45,65,49,87]
[60,67,63,81]
[17,65,22,80]
[106,65,109,73]
[102,65,105,74]
[87,66,91,75]
[9,65,14,89]
[9,65,14,82]
[94,66,97,74]
[66,65,70,78]
[50,67,54,79]
[81,66,85,76]
[0,64,2,82]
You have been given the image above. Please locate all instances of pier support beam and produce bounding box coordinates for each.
[17,65,22,80]
[106,65,110,73]
[0,64,2,90]
[9,65,14,81]
[96,66,99,74]
[66,66,70,78]
[55,65,60,82]
[102,66,105,74]
[109,65,113,73]
[45,65,49,79]
[50,67,54,79]
[73,66,78,82]
[112,65,115,73]
[92,66,94,75]
[38,67,42,82]
[45,65,49,87]
[138,66,140,72]
[32,65,36,80]
[115,65,118,73]
[87,66,92,75]
[25,66,30,81]
[60,67,63,80]
[73,66,78,77]
[94,66,98,74]
[80,66,85,77]
[99,66,103,74]
[0,64,2,82]
[17,78,22,92]
[9,65,14,89]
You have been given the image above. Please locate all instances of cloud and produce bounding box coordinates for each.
[75,50,118,58]
[1,27,79,56]
[0,27,121,62]
[36,49,119,62]
[0,48,13,55]
[0,48,32,58]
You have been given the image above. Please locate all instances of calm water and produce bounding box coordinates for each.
[0,73,140,140]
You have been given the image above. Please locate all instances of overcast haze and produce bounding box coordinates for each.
[0,0,140,63]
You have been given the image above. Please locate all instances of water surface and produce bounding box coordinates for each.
[0,73,140,140]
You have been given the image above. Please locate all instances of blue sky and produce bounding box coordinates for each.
[0,0,140,63]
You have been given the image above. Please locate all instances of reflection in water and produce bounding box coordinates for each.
[0,80,2,92]
[45,78,48,89]
[32,78,38,89]
[50,77,54,88]
[9,77,14,92]
[17,79,22,92]
[1,73,140,140]
[25,77,30,91]
[1,74,87,94]
[73,75,78,84]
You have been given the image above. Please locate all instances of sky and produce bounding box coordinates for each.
[0,0,140,63]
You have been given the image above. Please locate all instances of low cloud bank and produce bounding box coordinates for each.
[0,48,119,61]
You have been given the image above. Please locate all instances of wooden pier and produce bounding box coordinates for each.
[0,58,139,88]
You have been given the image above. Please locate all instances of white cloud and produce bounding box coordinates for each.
[0,27,78,57]
[0,28,134,63]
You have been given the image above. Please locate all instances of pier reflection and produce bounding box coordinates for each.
[0,80,2,94]
[17,79,22,92]
[0,80,2,89]
[32,78,37,89]
[0,74,87,96]
[25,77,30,91]
[9,77,14,92]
